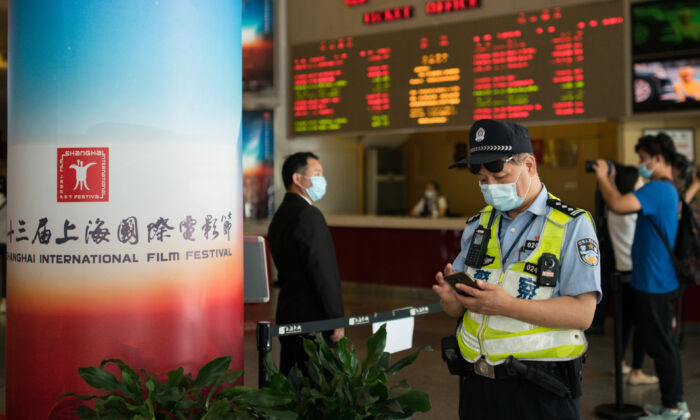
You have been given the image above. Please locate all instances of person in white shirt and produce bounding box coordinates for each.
[607,165,657,385]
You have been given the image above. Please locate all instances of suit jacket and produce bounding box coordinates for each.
[268,193,344,325]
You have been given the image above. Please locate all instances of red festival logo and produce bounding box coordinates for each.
[57,147,109,202]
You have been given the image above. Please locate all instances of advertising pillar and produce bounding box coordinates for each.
[7,1,243,417]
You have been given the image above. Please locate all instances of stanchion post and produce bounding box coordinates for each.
[612,272,625,411]
[257,321,272,388]
[594,272,644,419]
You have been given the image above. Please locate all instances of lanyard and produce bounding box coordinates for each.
[498,212,536,265]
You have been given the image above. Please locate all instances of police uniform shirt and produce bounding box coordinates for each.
[452,185,602,301]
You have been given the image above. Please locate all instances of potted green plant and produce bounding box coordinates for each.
[56,356,296,419]
[262,324,432,419]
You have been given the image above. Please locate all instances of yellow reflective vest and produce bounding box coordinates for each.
[457,195,589,365]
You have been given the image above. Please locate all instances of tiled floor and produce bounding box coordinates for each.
[244,283,700,420]
[2,283,699,419]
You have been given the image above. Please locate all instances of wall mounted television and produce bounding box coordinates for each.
[632,0,700,57]
[633,57,700,112]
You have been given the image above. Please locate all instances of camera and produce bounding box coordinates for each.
[673,153,699,185]
[585,159,614,175]
[681,164,700,184]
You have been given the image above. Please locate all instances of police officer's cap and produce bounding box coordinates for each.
[449,119,533,169]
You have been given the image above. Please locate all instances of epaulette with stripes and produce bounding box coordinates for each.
[466,206,491,224]
[546,197,585,218]
[466,213,480,224]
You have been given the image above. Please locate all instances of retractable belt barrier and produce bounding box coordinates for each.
[256,302,443,387]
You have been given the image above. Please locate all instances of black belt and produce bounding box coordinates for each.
[463,358,566,379]
[463,357,577,398]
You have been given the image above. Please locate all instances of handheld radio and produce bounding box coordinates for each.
[465,211,497,268]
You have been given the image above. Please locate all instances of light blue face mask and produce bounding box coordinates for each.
[301,175,327,202]
[637,160,656,180]
[479,165,532,211]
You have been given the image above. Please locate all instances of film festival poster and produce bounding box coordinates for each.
[242,110,274,219]
[242,0,273,91]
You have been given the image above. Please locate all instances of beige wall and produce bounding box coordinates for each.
[273,0,700,216]
[619,117,700,165]
[403,121,619,217]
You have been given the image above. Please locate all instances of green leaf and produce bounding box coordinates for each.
[375,398,404,414]
[220,385,254,398]
[302,337,322,367]
[104,393,142,412]
[361,324,387,374]
[225,369,244,384]
[386,345,432,376]
[202,398,232,419]
[97,358,141,400]
[393,390,431,413]
[233,388,295,408]
[336,338,357,374]
[391,379,410,390]
[366,381,389,401]
[307,361,328,391]
[194,356,232,389]
[263,352,281,376]
[57,392,98,402]
[78,366,121,391]
[267,372,291,394]
[250,407,299,420]
[355,387,379,408]
[376,352,390,370]
[165,366,185,388]
[75,405,97,419]
[154,385,182,404]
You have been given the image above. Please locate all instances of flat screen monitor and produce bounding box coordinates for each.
[633,57,700,112]
[632,0,700,57]
[243,235,270,303]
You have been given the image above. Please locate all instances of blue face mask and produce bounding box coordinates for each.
[479,165,532,211]
[637,160,656,179]
[302,175,327,202]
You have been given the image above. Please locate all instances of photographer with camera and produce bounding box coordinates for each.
[588,161,657,384]
[593,133,688,419]
[672,153,700,205]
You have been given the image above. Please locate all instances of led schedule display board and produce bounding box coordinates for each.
[289,1,625,136]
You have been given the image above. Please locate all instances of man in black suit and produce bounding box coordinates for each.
[268,152,345,376]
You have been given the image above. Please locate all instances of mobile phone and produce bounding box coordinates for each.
[444,272,479,296]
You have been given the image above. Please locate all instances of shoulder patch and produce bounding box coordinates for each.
[576,238,599,266]
[547,198,585,218]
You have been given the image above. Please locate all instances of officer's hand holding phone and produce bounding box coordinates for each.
[444,272,481,296]
[432,263,467,317]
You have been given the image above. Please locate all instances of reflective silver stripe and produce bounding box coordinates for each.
[484,330,587,360]
[459,324,481,362]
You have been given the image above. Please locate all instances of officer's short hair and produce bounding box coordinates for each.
[512,153,535,165]
[282,152,319,189]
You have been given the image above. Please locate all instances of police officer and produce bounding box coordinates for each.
[433,119,601,419]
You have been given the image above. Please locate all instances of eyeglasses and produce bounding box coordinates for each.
[468,156,515,175]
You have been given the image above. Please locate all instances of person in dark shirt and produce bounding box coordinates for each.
[267,152,345,376]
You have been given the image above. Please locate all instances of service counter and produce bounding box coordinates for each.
[246,215,700,323]
[244,215,465,288]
